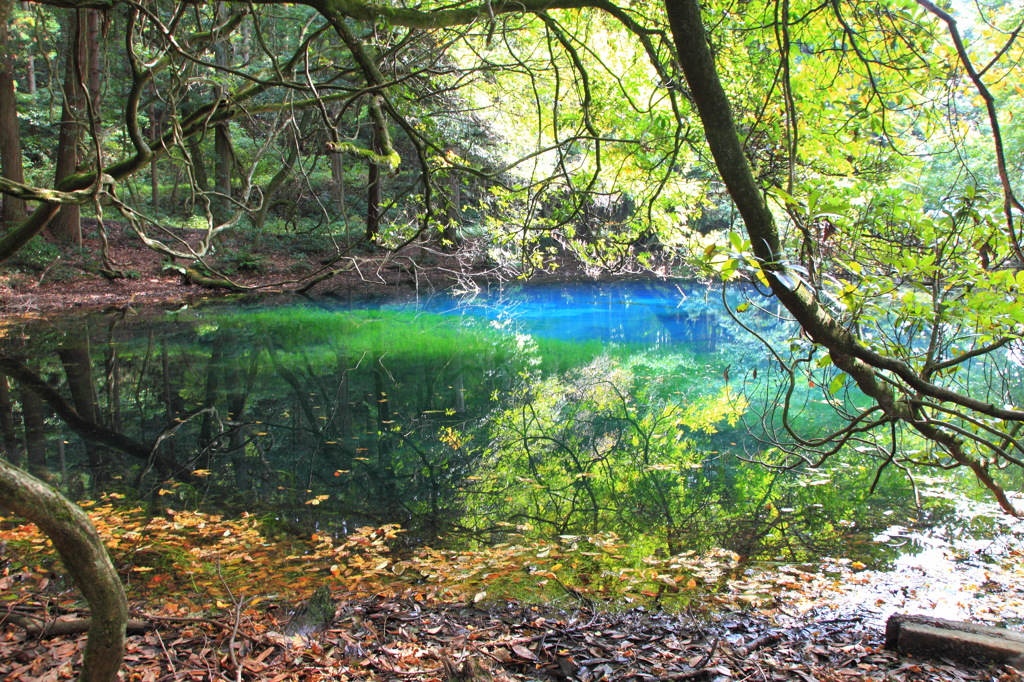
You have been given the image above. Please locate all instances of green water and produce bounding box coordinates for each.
[0,281,988,568]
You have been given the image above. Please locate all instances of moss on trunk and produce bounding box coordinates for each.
[0,459,127,682]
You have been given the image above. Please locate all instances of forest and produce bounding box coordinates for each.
[1,0,1023,679]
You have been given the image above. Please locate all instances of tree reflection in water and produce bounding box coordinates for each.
[0,282,979,568]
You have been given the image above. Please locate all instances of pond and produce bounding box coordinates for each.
[1,279,1021,620]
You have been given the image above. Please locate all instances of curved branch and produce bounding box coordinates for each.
[0,460,127,682]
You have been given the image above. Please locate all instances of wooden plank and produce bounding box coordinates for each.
[885,613,1024,665]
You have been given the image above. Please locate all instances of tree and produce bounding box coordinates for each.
[0,458,127,682]
[211,3,234,226]
[0,12,26,229]
[365,99,385,244]
[60,336,112,485]
[0,373,22,462]
[49,8,87,245]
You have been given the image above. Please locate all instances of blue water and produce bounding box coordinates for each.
[342,280,782,350]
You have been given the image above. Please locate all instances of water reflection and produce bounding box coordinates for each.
[0,281,984,569]
[817,493,1024,627]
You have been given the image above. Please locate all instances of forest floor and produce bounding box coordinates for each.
[0,220,568,320]
[4,592,1020,682]
[2,503,1024,682]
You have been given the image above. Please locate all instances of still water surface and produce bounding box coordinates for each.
[1,279,1021,620]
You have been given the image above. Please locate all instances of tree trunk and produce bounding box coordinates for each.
[225,353,252,491]
[149,104,159,208]
[86,8,101,137]
[0,458,127,682]
[158,344,179,478]
[198,338,225,451]
[0,374,21,463]
[0,355,153,462]
[214,122,233,224]
[366,106,384,244]
[0,18,26,228]
[331,125,346,214]
[50,9,86,245]
[373,363,397,507]
[336,353,352,438]
[22,2,36,95]
[441,168,462,251]
[238,18,251,65]
[25,54,35,95]
[253,145,297,230]
[212,6,232,225]
[186,134,209,197]
[102,325,124,476]
[366,160,381,243]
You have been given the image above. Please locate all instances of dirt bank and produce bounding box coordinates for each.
[0,221,511,320]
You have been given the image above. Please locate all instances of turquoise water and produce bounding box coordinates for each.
[347,280,784,349]
[0,280,968,566]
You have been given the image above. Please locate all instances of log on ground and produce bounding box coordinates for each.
[885,613,1024,666]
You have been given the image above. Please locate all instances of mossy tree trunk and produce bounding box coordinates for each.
[365,98,386,244]
[0,458,127,682]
